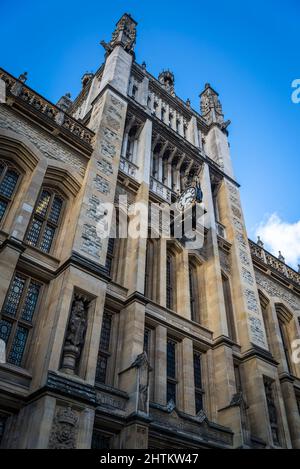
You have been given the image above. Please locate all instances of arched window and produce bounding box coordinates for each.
[189,261,201,323]
[276,304,294,374]
[166,251,176,310]
[25,188,64,253]
[0,160,20,223]
[221,274,236,341]
[0,271,42,367]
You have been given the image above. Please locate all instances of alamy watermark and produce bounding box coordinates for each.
[95,196,206,250]
[291,79,300,104]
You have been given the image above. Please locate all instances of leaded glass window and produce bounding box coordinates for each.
[0,272,42,367]
[105,238,115,276]
[166,253,175,310]
[95,312,113,384]
[0,160,20,224]
[26,188,64,254]
[91,431,111,449]
[167,339,177,404]
[193,352,204,413]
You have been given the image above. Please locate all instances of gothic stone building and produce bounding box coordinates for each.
[0,13,300,449]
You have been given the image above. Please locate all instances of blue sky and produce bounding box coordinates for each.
[1,0,299,266]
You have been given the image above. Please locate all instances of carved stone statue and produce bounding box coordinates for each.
[61,294,89,375]
[264,378,280,446]
[131,352,150,415]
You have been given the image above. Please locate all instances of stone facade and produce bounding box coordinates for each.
[0,13,299,450]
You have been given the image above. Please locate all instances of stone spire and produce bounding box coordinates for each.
[200,83,225,126]
[158,70,175,96]
[101,13,137,56]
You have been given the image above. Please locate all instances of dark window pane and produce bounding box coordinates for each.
[195,391,203,413]
[2,274,26,317]
[167,382,176,404]
[144,329,150,356]
[166,255,172,309]
[0,414,7,445]
[8,325,28,366]
[107,238,115,256]
[99,313,112,351]
[40,225,55,253]
[26,218,43,247]
[0,319,12,343]
[95,354,108,383]
[91,432,110,449]
[0,200,8,222]
[0,169,19,198]
[20,281,41,323]
[193,353,202,389]
[49,196,63,224]
[167,340,176,379]
[35,190,51,217]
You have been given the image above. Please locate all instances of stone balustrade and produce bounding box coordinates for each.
[150,177,172,203]
[119,156,139,179]
[0,69,94,146]
[249,239,300,287]
[216,221,226,239]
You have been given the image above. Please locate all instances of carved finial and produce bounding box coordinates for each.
[278,251,285,263]
[18,71,28,83]
[158,70,175,96]
[81,72,93,88]
[200,83,225,126]
[56,93,73,112]
[257,236,264,247]
[142,61,146,71]
[101,13,137,56]
[186,98,191,108]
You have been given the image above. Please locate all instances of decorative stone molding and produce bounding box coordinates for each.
[48,406,79,449]
[82,223,102,257]
[255,270,300,312]
[94,174,110,194]
[0,69,94,146]
[0,107,87,175]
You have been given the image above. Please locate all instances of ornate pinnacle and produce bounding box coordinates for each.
[257,236,264,247]
[18,71,28,83]
[101,13,137,55]
[278,251,285,263]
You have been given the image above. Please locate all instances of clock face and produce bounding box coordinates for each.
[176,187,196,212]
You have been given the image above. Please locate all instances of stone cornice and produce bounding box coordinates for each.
[0,68,95,157]
[249,239,300,296]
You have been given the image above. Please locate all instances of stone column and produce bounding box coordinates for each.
[154,325,167,405]
[117,299,146,413]
[213,344,246,448]
[200,163,228,336]
[180,338,195,415]
[187,115,199,147]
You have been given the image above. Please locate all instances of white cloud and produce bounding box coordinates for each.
[256,213,300,270]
